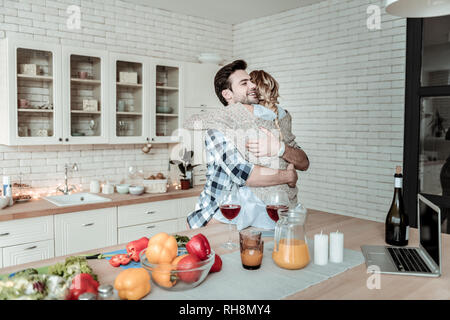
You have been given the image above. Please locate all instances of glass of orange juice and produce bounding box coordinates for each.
[239,230,264,270]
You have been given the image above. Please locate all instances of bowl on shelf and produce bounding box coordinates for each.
[116,184,130,194]
[156,106,173,114]
[129,185,144,195]
[140,248,215,291]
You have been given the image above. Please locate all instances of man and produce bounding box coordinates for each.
[185,60,309,229]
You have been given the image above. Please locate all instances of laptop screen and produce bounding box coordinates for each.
[419,194,443,267]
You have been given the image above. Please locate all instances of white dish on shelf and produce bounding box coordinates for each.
[156,106,173,114]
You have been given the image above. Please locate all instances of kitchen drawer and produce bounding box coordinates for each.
[177,217,188,232]
[118,199,178,228]
[54,208,117,257]
[0,216,53,248]
[118,219,178,244]
[194,164,207,175]
[178,196,199,218]
[3,239,54,268]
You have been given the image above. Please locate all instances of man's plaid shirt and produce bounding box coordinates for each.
[186,129,254,229]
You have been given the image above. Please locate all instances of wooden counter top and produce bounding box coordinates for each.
[0,185,203,222]
[1,209,449,299]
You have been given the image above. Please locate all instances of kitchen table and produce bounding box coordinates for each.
[1,209,449,300]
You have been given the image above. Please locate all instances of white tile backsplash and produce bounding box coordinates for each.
[233,0,406,222]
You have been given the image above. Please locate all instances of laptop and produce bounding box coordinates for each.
[361,193,443,277]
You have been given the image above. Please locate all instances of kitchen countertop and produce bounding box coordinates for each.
[0,185,203,222]
[1,209,449,300]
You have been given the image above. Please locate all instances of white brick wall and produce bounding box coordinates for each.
[0,0,232,194]
[233,0,406,222]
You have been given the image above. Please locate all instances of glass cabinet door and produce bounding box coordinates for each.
[69,54,102,138]
[16,47,58,143]
[152,62,182,142]
[110,55,147,143]
[62,47,108,144]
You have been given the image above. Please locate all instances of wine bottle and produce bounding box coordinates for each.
[385,166,409,246]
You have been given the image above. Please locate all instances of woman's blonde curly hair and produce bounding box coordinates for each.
[249,70,283,139]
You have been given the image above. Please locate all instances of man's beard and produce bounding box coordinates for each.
[235,93,259,105]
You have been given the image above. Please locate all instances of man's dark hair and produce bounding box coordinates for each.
[214,59,247,106]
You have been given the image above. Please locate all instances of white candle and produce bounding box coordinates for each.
[314,231,328,266]
[329,230,344,263]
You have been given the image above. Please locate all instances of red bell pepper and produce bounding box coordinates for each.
[209,254,222,273]
[109,254,131,267]
[185,233,211,261]
[66,273,99,300]
[126,237,149,262]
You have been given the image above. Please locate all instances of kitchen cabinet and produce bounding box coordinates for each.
[0,215,54,248]
[117,199,179,243]
[54,207,117,256]
[0,37,63,146]
[150,59,184,143]
[109,52,150,144]
[3,240,54,268]
[176,196,199,229]
[62,46,109,144]
[184,62,221,108]
[0,215,54,268]
[118,220,178,244]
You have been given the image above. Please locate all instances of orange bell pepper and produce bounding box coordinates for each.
[114,268,151,300]
[151,263,177,288]
[146,232,178,264]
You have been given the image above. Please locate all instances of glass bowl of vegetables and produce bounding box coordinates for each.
[139,248,215,291]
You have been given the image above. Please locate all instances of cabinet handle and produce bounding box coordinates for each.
[59,138,62,142]
[25,245,37,250]
[83,223,94,227]
[0,232,10,237]
[146,211,156,215]
[65,138,69,142]
[200,104,206,107]
[147,225,155,229]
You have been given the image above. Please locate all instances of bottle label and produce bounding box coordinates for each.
[405,226,409,241]
[395,177,402,188]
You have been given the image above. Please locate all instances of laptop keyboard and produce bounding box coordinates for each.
[387,247,432,273]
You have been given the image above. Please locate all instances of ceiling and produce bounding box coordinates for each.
[124,0,324,24]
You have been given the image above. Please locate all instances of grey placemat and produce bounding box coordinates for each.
[140,238,364,300]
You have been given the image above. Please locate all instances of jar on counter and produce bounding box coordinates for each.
[272,204,310,270]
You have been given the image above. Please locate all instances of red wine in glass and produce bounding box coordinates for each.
[220,204,241,220]
[266,205,289,222]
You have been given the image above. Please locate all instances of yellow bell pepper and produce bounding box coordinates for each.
[146,232,178,264]
[114,268,151,300]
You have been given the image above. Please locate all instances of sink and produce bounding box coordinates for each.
[44,193,112,207]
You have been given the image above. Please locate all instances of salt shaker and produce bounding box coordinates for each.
[97,284,114,300]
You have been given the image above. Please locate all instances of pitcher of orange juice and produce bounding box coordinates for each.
[272,204,310,270]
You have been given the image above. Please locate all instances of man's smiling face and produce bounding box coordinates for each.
[225,69,259,105]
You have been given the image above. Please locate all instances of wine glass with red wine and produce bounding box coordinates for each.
[265,191,290,223]
[219,186,241,249]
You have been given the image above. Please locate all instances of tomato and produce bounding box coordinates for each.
[177,254,201,283]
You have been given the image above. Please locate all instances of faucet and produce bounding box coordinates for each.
[56,163,79,195]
